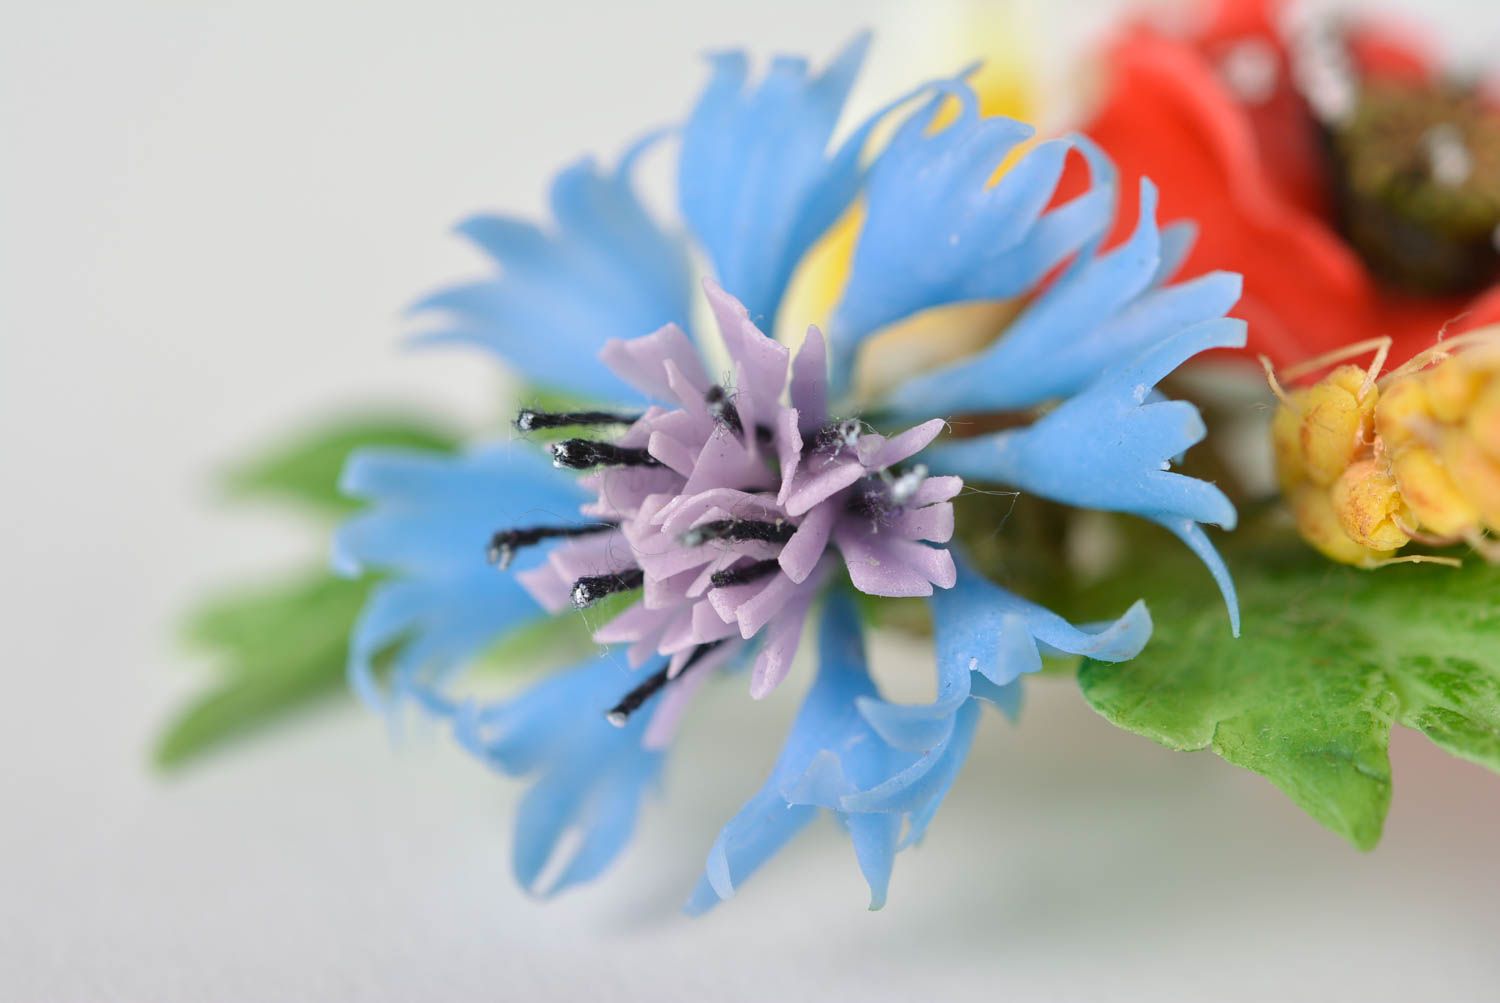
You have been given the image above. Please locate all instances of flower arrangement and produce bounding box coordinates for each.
[165,0,1500,911]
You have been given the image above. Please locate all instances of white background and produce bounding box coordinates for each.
[4,0,1500,999]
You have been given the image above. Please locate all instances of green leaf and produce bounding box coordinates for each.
[222,411,459,516]
[1077,527,1500,849]
[157,571,374,768]
[161,567,591,769]
[160,410,458,768]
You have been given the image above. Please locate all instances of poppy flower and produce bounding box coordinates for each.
[1070,0,1500,367]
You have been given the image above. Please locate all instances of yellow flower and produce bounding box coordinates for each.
[1270,329,1500,565]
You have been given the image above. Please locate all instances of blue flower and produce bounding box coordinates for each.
[338,36,1244,909]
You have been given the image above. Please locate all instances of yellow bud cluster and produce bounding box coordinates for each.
[1272,332,1500,567]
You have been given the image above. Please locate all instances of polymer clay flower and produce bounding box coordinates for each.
[1072,0,1500,367]
[1269,329,1500,567]
[335,36,1244,909]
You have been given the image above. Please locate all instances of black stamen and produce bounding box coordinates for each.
[570,568,644,608]
[846,477,890,521]
[515,408,641,432]
[550,439,660,470]
[703,386,776,445]
[846,465,928,523]
[605,641,728,727]
[680,518,796,548]
[487,522,615,570]
[809,418,862,454]
[709,558,780,589]
[604,666,670,727]
[706,385,743,436]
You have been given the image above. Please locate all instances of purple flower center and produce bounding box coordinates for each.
[491,282,959,745]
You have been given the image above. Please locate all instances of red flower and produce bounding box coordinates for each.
[1069,0,1500,367]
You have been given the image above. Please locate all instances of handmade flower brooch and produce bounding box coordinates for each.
[331,36,1243,909]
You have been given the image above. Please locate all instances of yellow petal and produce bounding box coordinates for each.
[1391,444,1479,537]
[1443,430,1500,533]
[1468,377,1500,462]
[1271,393,1308,493]
[1291,484,1395,568]
[1374,374,1431,454]
[1331,459,1412,551]
[1299,365,1377,487]
[1424,355,1483,424]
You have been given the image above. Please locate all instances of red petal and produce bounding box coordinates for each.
[1073,30,1375,367]
[1376,286,1500,363]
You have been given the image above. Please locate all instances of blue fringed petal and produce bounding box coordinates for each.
[932,555,1152,687]
[453,655,664,897]
[922,318,1247,633]
[840,699,981,850]
[838,668,975,830]
[828,87,1117,388]
[1154,220,1198,285]
[687,593,904,913]
[880,180,1244,418]
[335,442,589,713]
[410,137,693,403]
[842,555,1150,845]
[678,34,882,331]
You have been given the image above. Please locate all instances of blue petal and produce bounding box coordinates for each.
[894,700,981,848]
[842,556,1149,841]
[678,34,883,331]
[1150,515,1241,637]
[820,616,975,856]
[453,655,664,898]
[1154,220,1198,285]
[685,792,819,916]
[842,811,899,911]
[828,90,1117,387]
[841,699,981,850]
[931,555,1152,688]
[922,318,1247,632]
[687,593,903,913]
[410,136,693,403]
[880,179,1243,416]
[334,442,589,713]
[970,674,1023,721]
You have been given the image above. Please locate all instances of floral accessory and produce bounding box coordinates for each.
[332,36,1242,909]
[161,4,1500,920]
